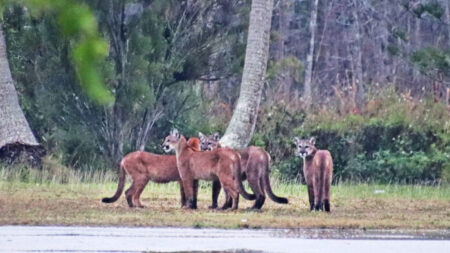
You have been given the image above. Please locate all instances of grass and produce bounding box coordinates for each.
[0,166,449,229]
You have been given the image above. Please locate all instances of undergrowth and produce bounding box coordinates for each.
[255,88,450,184]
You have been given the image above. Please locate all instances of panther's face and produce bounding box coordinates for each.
[162,129,181,153]
[293,137,317,158]
[199,132,220,151]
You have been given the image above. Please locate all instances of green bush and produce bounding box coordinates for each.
[260,92,450,184]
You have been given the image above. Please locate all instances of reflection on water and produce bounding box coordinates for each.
[0,226,448,253]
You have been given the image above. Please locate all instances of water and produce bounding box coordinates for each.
[0,226,448,253]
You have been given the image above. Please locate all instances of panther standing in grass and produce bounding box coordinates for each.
[162,129,255,210]
[293,137,333,212]
[199,132,288,209]
[102,138,201,208]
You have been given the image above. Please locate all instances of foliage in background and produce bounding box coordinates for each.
[3,0,246,170]
[1,0,113,104]
[411,48,450,77]
[2,0,450,184]
[257,88,450,184]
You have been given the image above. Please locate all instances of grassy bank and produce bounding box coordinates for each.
[0,176,448,229]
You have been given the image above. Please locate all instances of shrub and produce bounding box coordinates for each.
[261,91,450,184]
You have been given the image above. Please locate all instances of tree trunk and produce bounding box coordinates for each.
[219,0,274,149]
[136,109,162,151]
[446,0,450,49]
[0,25,41,165]
[101,0,128,167]
[351,0,365,106]
[303,0,319,109]
[412,12,421,85]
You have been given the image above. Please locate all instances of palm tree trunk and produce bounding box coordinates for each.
[219,0,274,149]
[0,25,41,164]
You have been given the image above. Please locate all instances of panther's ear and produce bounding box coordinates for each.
[213,132,221,141]
[292,137,300,145]
[198,132,205,140]
[309,137,316,145]
[171,129,180,139]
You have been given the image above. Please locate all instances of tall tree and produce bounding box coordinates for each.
[446,0,450,49]
[0,25,40,162]
[351,0,365,107]
[220,0,274,149]
[303,0,319,109]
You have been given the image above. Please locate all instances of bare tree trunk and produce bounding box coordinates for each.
[102,0,128,166]
[303,0,319,109]
[446,0,450,49]
[412,14,421,85]
[136,109,163,151]
[220,0,274,149]
[0,25,41,164]
[351,0,365,107]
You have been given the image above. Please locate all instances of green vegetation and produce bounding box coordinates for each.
[255,89,450,184]
[411,47,450,78]
[2,1,449,185]
[0,167,448,229]
[1,0,113,104]
[2,0,244,168]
